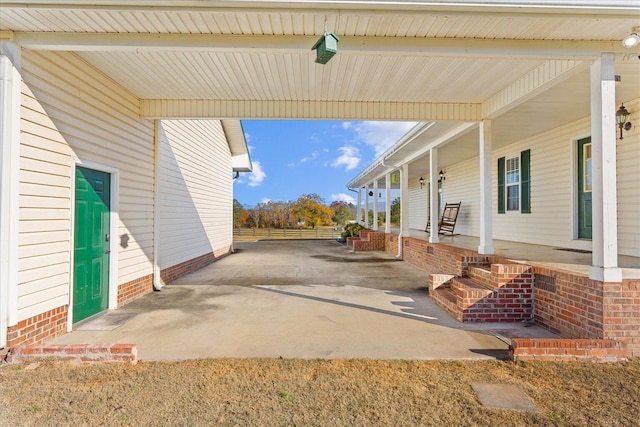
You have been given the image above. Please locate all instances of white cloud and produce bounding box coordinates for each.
[289,150,319,167]
[248,160,266,187]
[331,193,355,203]
[342,122,352,130]
[247,145,255,154]
[352,121,418,157]
[244,133,252,143]
[260,198,272,204]
[331,146,361,171]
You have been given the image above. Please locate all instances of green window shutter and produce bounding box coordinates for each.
[498,157,505,214]
[521,149,531,214]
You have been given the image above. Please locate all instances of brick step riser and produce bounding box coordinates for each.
[467,266,493,287]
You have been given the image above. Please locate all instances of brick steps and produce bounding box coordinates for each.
[429,263,534,323]
[509,338,630,362]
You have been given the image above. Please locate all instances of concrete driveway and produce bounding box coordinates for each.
[53,240,556,360]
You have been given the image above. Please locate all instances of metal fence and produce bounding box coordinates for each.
[233,227,342,240]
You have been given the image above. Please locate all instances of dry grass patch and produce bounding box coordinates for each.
[1,358,638,426]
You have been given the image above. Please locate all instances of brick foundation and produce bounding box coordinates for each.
[6,343,137,364]
[6,306,68,348]
[385,234,398,255]
[509,338,630,362]
[347,230,386,252]
[160,246,231,285]
[401,236,490,276]
[117,274,154,307]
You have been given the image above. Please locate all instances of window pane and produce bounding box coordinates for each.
[507,185,519,211]
[584,143,592,192]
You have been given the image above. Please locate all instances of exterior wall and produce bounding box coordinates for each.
[440,156,480,237]
[15,50,155,342]
[408,182,428,231]
[157,119,233,272]
[615,97,640,257]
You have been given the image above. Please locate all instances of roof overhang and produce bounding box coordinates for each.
[221,120,252,172]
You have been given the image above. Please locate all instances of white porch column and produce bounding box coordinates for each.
[0,45,21,348]
[373,180,379,231]
[385,172,391,234]
[364,184,370,228]
[356,187,362,225]
[589,53,622,283]
[400,164,409,237]
[478,120,495,254]
[429,148,440,243]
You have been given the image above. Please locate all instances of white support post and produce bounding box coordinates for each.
[478,120,494,254]
[152,120,163,290]
[364,184,370,228]
[385,173,391,234]
[356,187,362,225]
[400,164,410,237]
[373,180,379,231]
[589,53,622,283]
[0,44,21,348]
[429,148,440,243]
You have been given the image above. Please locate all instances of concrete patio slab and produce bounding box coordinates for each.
[52,240,558,361]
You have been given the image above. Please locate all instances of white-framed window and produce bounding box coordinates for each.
[505,156,520,211]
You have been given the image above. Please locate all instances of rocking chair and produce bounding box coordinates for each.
[426,202,462,235]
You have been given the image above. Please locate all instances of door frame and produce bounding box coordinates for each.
[68,160,119,331]
[571,133,594,246]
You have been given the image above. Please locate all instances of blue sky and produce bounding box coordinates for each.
[234,120,416,207]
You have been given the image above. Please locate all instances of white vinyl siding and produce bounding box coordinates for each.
[616,98,640,257]
[439,156,480,237]
[18,50,154,321]
[408,183,428,231]
[158,120,233,270]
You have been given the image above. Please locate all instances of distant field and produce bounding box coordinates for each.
[233,227,343,241]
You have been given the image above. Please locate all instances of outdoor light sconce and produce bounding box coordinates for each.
[622,27,640,48]
[368,190,374,197]
[616,104,632,140]
[419,176,425,189]
[438,170,446,183]
[312,32,340,64]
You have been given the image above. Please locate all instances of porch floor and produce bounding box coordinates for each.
[402,229,640,280]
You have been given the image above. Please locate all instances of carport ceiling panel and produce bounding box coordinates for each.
[0,8,635,42]
[78,50,544,103]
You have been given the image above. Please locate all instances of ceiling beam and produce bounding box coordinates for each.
[13,32,629,59]
[140,99,481,121]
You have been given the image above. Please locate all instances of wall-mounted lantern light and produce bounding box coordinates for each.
[312,32,340,64]
[438,170,446,183]
[616,104,632,140]
[368,190,374,197]
[419,176,425,189]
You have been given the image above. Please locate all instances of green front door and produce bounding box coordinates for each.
[73,166,111,323]
[577,137,592,239]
